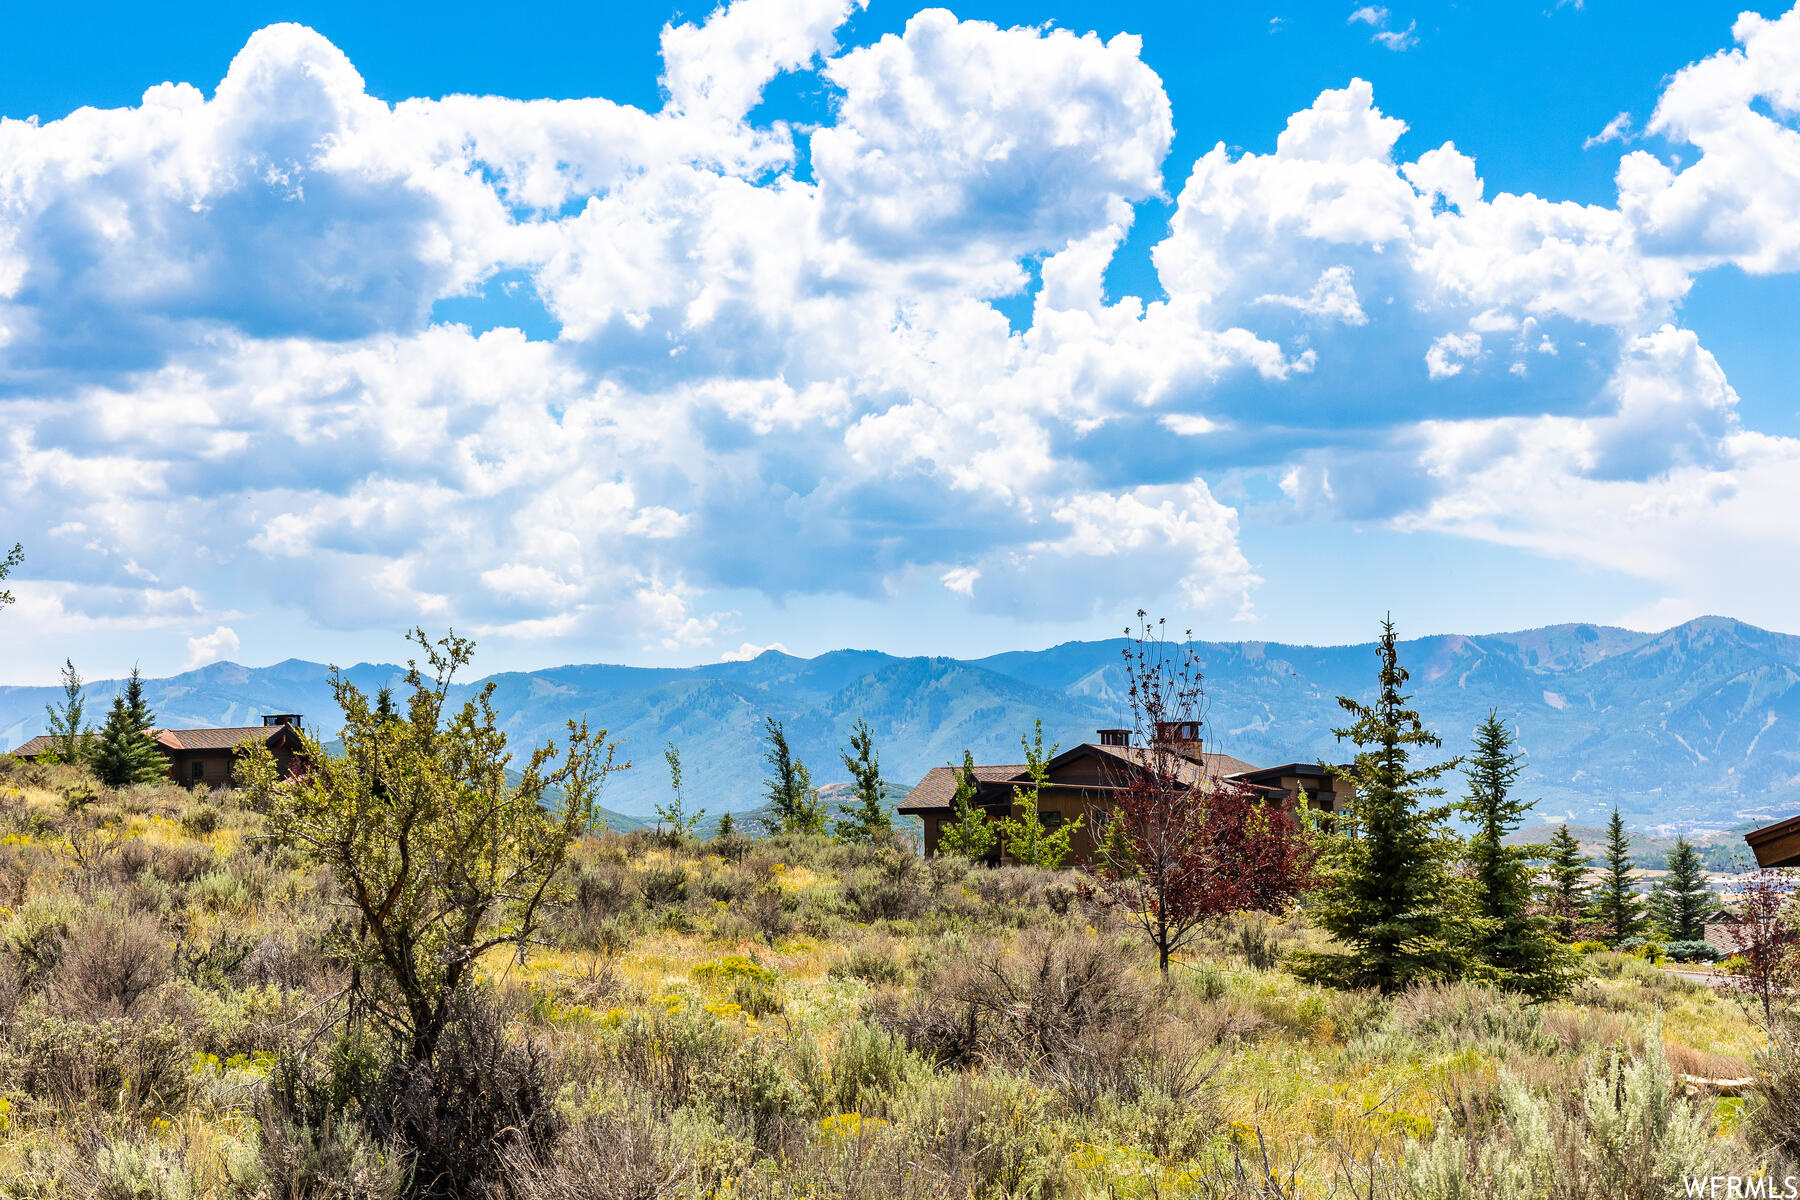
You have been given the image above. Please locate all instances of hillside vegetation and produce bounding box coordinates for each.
[0,758,1789,1199]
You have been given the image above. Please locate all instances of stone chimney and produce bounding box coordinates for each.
[1152,721,1204,757]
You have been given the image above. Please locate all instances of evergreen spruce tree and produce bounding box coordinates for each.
[91,667,166,787]
[715,811,737,839]
[1594,808,1645,946]
[1292,618,1473,992]
[760,717,826,835]
[1455,711,1570,996]
[1648,836,1720,947]
[996,720,1071,869]
[834,719,892,844]
[43,659,94,763]
[1542,824,1592,943]
[937,751,997,861]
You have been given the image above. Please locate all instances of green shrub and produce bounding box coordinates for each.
[1402,1035,1717,1196]
[829,946,906,987]
[822,1023,918,1116]
[731,975,783,1018]
[1663,939,1717,963]
[178,804,220,836]
[94,1136,201,1200]
[1358,981,1560,1061]
[636,866,688,907]
[367,990,560,1200]
[257,1034,400,1200]
[840,853,934,923]
[1236,918,1281,971]
[11,1015,191,1116]
[59,779,100,816]
[45,910,168,1018]
[1,895,77,986]
[190,868,253,915]
[1191,964,1227,1002]
[694,955,777,988]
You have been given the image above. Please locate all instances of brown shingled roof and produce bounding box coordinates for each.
[13,727,296,758]
[898,764,1028,812]
[1076,742,1257,783]
[900,743,1266,813]
[155,727,294,751]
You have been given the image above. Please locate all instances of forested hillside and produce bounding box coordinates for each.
[5,617,1798,826]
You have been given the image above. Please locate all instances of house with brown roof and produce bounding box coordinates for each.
[12,714,308,788]
[899,723,1354,863]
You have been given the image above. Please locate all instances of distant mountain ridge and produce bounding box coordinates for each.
[5,617,1799,828]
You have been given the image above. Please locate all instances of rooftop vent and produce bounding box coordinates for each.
[1097,728,1131,747]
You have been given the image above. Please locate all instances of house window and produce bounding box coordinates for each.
[1039,811,1065,830]
[190,761,205,783]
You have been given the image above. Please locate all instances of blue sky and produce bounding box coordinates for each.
[1,0,1798,681]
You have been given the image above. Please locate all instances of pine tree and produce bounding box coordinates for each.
[43,659,94,763]
[654,742,705,839]
[1542,824,1592,943]
[1594,807,1645,946]
[760,717,826,835]
[91,667,167,787]
[996,720,1070,869]
[1292,618,1472,992]
[1456,711,1570,996]
[1648,836,1719,946]
[834,719,892,844]
[937,751,996,861]
[715,811,737,839]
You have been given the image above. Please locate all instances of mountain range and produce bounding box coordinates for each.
[4,616,1799,831]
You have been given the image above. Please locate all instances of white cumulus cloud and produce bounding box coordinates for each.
[185,626,241,669]
[2,1,1800,675]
